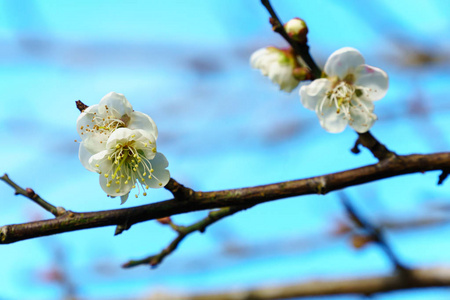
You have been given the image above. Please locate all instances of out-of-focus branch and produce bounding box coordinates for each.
[148,267,450,299]
[123,205,252,268]
[339,193,408,273]
[1,152,449,246]
[0,174,65,217]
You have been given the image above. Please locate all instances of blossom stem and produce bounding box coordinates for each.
[352,131,396,161]
[0,174,65,217]
[260,0,322,79]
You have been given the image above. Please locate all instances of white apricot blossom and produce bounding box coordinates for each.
[300,47,388,133]
[84,128,170,204]
[77,92,158,170]
[250,47,300,92]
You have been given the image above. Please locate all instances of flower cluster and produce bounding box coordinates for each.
[77,92,170,204]
[250,22,389,133]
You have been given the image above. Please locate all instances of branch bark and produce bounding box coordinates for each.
[151,267,450,299]
[1,152,449,245]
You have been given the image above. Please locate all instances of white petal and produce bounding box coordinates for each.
[299,78,331,111]
[99,174,133,197]
[105,128,138,149]
[316,98,348,133]
[143,152,170,189]
[354,65,389,101]
[79,143,96,172]
[120,193,130,205]
[349,99,377,133]
[134,130,157,160]
[324,47,365,79]
[82,134,109,154]
[98,92,133,117]
[268,64,299,92]
[89,149,111,173]
[76,104,99,139]
[129,111,158,139]
[250,48,272,74]
[251,48,284,74]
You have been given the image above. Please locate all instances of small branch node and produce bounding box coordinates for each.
[75,100,88,112]
[438,170,449,185]
[164,178,195,201]
[115,222,131,236]
[55,207,67,217]
[157,216,172,225]
[351,138,362,154]
[25,188,36,198]
[315,177,327,195]
[0,226,8,243]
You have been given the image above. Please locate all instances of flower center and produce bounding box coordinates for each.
[101,140,161,198]
[79,105,129,141]
[327,81,355,114]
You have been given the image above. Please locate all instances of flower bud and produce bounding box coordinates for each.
[157,216,172,225]
[292,67,311,81]
[351,234,373,249]
[284,18,308,43]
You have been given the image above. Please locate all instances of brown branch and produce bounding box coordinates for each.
[1,152,449,245]
[0,174,65,217]
[123,205,252,268]
[351,131,396,161]
[151,266,450,299]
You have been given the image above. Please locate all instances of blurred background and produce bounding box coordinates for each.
[1,0,450,299]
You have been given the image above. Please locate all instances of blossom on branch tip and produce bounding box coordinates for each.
[299,47,388,133]
[76,92,169,203]
[250,47,301,92]
[83,128,170,204]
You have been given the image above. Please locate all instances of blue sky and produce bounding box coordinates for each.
[1,1,450,299]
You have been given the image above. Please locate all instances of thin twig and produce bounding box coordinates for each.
[260,0,322,79]
[0,174,65,217]
[438,169,450,185]
[123,205,252,268]
[0,152,449,245]
[339,193,408,273]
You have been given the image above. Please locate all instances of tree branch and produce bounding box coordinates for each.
[152,267,450,299]
[0,174,66,217]
[123,205,252,268]
[1,152,449,245]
